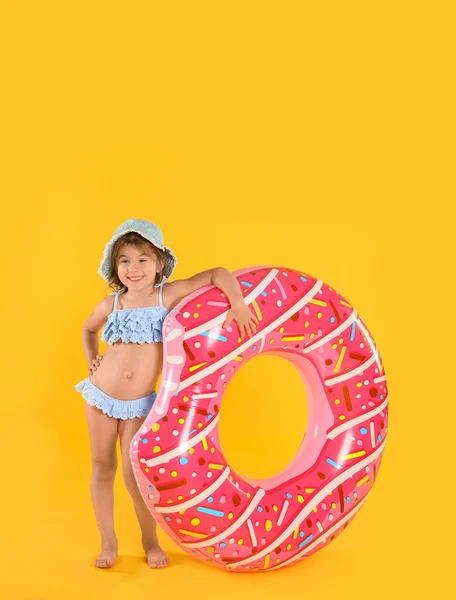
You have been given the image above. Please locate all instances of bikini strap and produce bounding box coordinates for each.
[113,287,125,311]
[159,276,168,307]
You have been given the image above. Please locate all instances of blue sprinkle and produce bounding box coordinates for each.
[149,485,155,491]
[253,345,257,350]
[165,517,171,522]
[378,434,383,442]
[189,429,197,435]
[346,496,351,503]
[326,458,343,470]
[299,534,314,548]
[179,457,188,465]
[380,394,384,400]
[360,427,368,435]
[200,331,227,342]
[257,506,263,512]
[330,316,335,323]
[220,543,226,548]
[241,280,253,287]
[350,322,356,342]
[142,438,149,444]
[208,496,214,503]
[286,493,292,499]
[299,531,305,538]
[260,290,267,297]
[197,506,225,517]
[207,414,213,420]
[300,276,307,282]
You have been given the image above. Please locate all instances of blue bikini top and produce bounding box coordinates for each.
[101,279,169,345]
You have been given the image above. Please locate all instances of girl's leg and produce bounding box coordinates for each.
[118,416,169,568]
[85,402,119,568]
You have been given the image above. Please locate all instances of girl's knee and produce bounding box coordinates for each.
[91,457,118,480]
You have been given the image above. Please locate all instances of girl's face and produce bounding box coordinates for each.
[116,244,163,289]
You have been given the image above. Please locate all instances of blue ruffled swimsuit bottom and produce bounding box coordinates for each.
[74,377,157,420]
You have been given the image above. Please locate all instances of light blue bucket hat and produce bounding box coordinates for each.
[98,218,178,287]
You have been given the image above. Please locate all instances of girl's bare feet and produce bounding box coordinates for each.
[95,538,118,568]
[142,537,169,569]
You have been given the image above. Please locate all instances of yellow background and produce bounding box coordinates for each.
[1,2,454,599]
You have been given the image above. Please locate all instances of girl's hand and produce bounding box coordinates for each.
[222,301,259,341]
[88,354,103,376]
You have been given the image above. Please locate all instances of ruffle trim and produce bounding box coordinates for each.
[100,307,168,344]
[74,378,156,420]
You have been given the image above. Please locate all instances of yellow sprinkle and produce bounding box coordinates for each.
[339,338,344,344]
[279,327,285,333]
[202,438,208,451]
[342,451,367,460]
[167,500,173,504]
[357,475,370,487]
[193,313,199,318]
[305,488,315,493]
[340,300,352,307]
[238,539,244,545]
[207,547,215,553]
[208,463,223,470]
[247,493,251,498]
[153,446,161,453]
[189,448,195,454]
[210,447,215,453]
[310,333,315,339]
[191,518,200,526]
[334,399,340,405]
[178,495,183,500]
[339,415,346,421]
[265,520,273,531]
[310,299,327,307]
[152,423,160,432]
[287,544,292,550]
[297,495,304,503]
[332,503,336,509]
[171,471,178,477]
[356,382,363,388]
[305,321,309,328]
[189,362,207,372]
[275,558,281,564]
[234,356,243,361]
[264,554,270,569]
[334,346,346,372]
[313,507,318,512]
[196,304,201,308]
[282,336,304,342]
[178,418,185,424]
[198,422,203,428]
[273,505,278,512]
[252,299,263,321]
[228,512,233,519]
[179,510,185,515]
[183,396,189,402]
[332,343,338,350]
[317,312,322,319]
[178,529,207,539]
[293,527,299,539]
[145,468,149,472]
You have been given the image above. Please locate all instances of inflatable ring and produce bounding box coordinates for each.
[130,266,388,572]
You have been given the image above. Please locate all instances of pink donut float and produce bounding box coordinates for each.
[130,266,388,572]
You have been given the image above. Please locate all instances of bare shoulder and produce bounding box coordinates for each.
[83,294,116,334]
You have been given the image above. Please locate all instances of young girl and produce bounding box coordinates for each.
[74,218,258,569]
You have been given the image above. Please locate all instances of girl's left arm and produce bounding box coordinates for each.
[167,267,259,340]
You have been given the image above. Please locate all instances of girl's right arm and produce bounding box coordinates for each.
[81,296,112,369]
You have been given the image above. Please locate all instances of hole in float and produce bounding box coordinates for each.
[218,355,309,481]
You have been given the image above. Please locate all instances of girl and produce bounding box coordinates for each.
[74,218,258,569]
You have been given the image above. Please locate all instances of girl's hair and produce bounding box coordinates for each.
[106,232,166,293]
